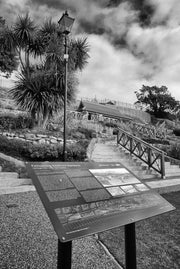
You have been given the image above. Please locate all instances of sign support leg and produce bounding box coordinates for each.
[125,222,137,269]
[57,239,72,269]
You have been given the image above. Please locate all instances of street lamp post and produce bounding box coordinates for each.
[58,11,75,162]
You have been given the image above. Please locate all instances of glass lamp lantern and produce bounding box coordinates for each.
[58,11,75,35]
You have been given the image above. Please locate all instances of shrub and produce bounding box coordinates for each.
[0,113,33,130]
[159,144,180,160]
[143,138,170,145]
[105,122,118,128]
[74,127,95,140]
[0,135,88,161]
[173,129,180,136]
[113,128,118,135]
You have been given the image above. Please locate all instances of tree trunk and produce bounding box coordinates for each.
[42,107,49,129]
[37,113,42,128]
[31,109,36,129]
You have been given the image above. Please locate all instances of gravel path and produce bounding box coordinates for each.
[0,191,120,269]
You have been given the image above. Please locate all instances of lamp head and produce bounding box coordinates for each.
[58,10,75,35]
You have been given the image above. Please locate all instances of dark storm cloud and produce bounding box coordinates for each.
[108,0,155,26]
[29,0,65,9]
[28,0,155,34]
[2,0,180,103]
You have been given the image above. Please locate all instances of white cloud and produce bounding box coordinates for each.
[2,0,180,105]
[126,22,180,99]
[77,34,148,103]
[149,0,180,26]
[103,2,138,38]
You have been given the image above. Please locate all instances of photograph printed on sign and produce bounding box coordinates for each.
[89,168,140,187]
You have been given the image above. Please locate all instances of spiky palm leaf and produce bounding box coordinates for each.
[39,19,57,37]
[28,18,58,58]
[10,68,77,121]
[69,37,89,71]
[28,33,46,58]
[13,13,36,48]
[45,33,64,69]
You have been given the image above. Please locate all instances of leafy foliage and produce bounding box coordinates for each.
[135,85,179,118]
[0,18,18,77]
[10,68,78,128]
[0,113,33,130]
[0,135,88,161]
[4,14,89,129]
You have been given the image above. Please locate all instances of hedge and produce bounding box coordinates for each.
[158,143,180,161]
[0,113,33,130]
[0,135,88,161]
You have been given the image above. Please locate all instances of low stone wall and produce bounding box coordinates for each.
[0,131,76,145]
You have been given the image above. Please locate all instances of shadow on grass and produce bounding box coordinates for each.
[98,191,180,269]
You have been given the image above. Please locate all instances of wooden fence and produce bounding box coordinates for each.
[117,127,166,178]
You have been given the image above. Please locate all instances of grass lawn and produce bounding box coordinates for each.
[99,191,180,269]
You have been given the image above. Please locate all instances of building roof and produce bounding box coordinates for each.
[77,101,132,121]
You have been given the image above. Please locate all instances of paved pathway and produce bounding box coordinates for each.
[1,137,180,194]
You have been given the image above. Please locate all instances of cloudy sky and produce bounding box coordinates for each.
[1,0,180,104]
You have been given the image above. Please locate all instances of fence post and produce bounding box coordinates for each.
[148,148,152,168]
[130,137,133,153]
[161,152,165,179]
[117,130,119,145]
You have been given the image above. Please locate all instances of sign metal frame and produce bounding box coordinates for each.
[26,161,175,269]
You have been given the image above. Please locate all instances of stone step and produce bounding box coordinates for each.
[165,161,180,167]
[0,172,19,179]
[135,173,158,180]
[165,171,180,176]
[121,156,149,166]
[165,164,180,169]
[0,178,32,187]
[0,185,35,195]
[164,161,172,167]
[147,178,180,194]
[165,169,180,174]
[93,158,122,162]
[124,165,149,173]
[120,151,180,176]
[135,169,158,177]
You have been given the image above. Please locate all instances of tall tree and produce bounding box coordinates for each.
[5,14,89,128]
[135,85,179,118]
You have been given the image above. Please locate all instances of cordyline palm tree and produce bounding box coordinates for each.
[6,14,89,129]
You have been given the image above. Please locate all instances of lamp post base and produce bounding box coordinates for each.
[63,150,67,162]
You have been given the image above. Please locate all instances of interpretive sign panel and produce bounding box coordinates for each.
[26,162,175,242]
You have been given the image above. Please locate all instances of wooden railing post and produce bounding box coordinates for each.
[117,130,119,145]
[161,152,165,179]
[130,137,133,153]
[148,148,152,168]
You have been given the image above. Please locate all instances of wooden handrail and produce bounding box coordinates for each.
[117,127,167,155]
[117,127,166,178]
